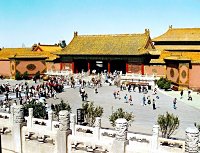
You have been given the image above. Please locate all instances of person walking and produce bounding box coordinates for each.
[117,91,121,100]
[180,90,183,99]
[147,95,151,105]
[152,99,156,110]
[129,95,133,105]
[188,91,192,101]
[113,91,117,99]
[124,94,128,103]
[173,98,177,109]
[142,94,146,106]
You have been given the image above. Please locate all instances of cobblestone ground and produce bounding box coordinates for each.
[1,79,200,139]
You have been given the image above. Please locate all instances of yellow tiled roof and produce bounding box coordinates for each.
[150,59,165,64]
[0,48,32,60]
[157,45,200,50]
[34,45,62,52]
[152,50,200,64]
[58,32,155,55]
[0,48,58,61]
[153,27,200,42]
[164,56,191,61]
[155,45,200,51]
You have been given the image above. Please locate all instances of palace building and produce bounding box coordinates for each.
[1,27,200,90]
[0,44,62,78]
[151,26,200,90]
[57,29,158,74]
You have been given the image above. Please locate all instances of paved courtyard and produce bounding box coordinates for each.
[52,83,200,139]
[1,79,200,139]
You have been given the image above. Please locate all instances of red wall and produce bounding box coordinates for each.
[127,63,142,74]
[46,62,60,71]
[144,65,166,76]
[46,62,72,71]
[189,64,200,90]
[0,60,11,77]
[16,60,46,75]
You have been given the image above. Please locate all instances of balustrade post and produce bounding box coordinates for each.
[70,114,76,136]
[48,110,53,130]
[12,105,24,153]
[185,127,199,153]
[151,125,159,153]
[56,110,71,153]
[112,118,129,153]
[94,117,101,140]
[27,108,33,128]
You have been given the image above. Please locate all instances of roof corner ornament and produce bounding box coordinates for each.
[145,29,150,35]
[169,25,173,29]
[74,31,78,37]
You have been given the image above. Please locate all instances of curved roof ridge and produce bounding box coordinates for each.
[78,33,146,37]
[153,27,200,42]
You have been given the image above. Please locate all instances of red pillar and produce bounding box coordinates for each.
[88,61,90,73]
[126,63,129,73]
[141,64,144,75]
[108,62,110,73]
[71,62,74,73]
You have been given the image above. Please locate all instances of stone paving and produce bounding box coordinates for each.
[1,79,200,139]
[51,84,200,139]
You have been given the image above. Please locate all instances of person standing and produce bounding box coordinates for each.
[173,98,177,109]
[180,90,183,99]
[152,99,156,110]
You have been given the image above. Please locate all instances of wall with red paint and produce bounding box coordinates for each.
[144,65,166,76]
[0,60,11,77]
[16,60,46,75]
[189,64,200,90]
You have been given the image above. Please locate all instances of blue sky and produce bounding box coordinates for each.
[0,0,200,47]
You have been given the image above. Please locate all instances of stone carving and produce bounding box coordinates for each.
[185,127,199,153]
[59,110,70,131]
[115,118,128,141]
[13,105,24,123]
[95,117,101,128]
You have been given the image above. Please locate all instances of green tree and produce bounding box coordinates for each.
[52,99,71,117]
[157,112,180,138]
[82,101,103,126]
[35,71,40,79]
[109,108,134,127]
[23,100,46,119]
[157,77,171,90]
[23,71,29,80]
[15,71,22,80]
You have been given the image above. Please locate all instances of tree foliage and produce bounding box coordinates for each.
[157,112,180,138]
[82,101,103,126]
[157,77,171,90]
[35,71,40,79]
[52,99,71,117]
[15,71,22,80]
[109,108,134,127]
[23,71,29,80]
[23,100,46,119]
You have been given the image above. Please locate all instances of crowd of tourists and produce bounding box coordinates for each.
[0,76,66,112]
